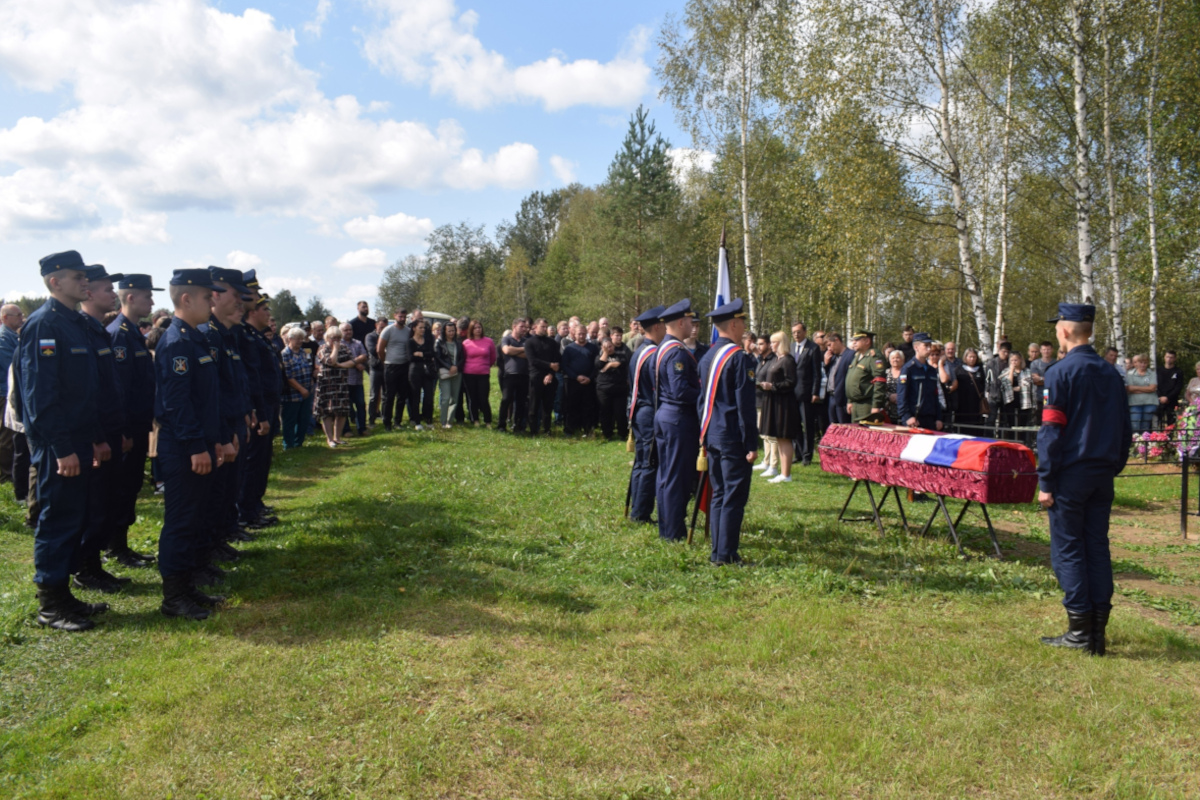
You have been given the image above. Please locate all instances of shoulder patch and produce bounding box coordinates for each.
[748,367,755,380]
[39,339,56,357]
[172,356,189,375]
[674,361,683,373]
[874,359,883,368]
[114,346,127,361]
[899,374,907,383]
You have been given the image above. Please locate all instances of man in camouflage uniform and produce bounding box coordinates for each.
[844,330,887,423]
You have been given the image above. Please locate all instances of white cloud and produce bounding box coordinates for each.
[227,250,264,271]
[304,0,332,36]
[0,0,541,240]
[334,248,389,270]
[91,212,171,245]
[361,2,651,111]
[668,147,717,174]
[549,155,577,184]
[260,275,316,294]
[343,211,433,245]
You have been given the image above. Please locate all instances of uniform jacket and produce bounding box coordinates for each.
[654,334,700,412]
[1037,344,1132,493]
[107,312,155,434]
[846,347,888,408]
[155,317,220,456]
[697,336,758,454]
[629,341,658,418]
[19,298,102,457]
[85,312,125,441]
[897,357,942,423]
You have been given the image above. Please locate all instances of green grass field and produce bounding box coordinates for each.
[2,424,1199,798]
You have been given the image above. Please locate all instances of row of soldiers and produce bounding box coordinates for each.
[18,251,283,631]
[626,298,758,565]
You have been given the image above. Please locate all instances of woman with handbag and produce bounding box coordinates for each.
[435,322,463,429]
[954,348,987,431]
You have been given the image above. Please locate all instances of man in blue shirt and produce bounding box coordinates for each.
[897,332,944,430]
[1037,303,1131,656]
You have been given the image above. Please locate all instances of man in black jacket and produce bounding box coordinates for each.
[789,322,823,466]
[525,318,560,435]
[1157,350,1184,427]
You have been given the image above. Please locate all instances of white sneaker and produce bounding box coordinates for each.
[761,467,779,479]
[752,463,768,471]
[414,424,424,431]
[768,474,793,483]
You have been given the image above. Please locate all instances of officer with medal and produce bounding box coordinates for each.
[844,330,887,423]
[1037,303,1131,656]
[107,274,162,568]
[653,299,701,541]
[21,251,108,631]
[896,332,943,430]
[627,305,666,524]
[696,299,758,566]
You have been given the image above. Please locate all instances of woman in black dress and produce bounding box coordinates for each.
[758,331,799,483]
[752,337,779,476]
[954,348,986,431]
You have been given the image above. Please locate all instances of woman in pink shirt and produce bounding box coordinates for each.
[460,319,497,425]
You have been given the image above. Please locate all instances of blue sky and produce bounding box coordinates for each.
[0,0,697,317]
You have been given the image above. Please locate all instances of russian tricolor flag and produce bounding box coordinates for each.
[899,434,1023,472]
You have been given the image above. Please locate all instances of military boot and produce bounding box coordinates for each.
[35,583,96,632]
[161,575,211,620]
[1040,611,1092,650]
[1091,606,1112,657]
[189,572,226,607]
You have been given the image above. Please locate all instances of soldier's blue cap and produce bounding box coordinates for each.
[207,266,252,297]
[39,250,86,276]
[83,264,124,283]
[1048,303,1095,324]
[661,299,695,323]
[242,269,260,291]
[116,274,164,291]
[169,269,225,292]
[912,332,933,343]
[705,297,746,324]
[634,305,666,325]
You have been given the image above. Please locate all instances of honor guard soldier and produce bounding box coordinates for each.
[242,290,283,526]
[896,332,944,430]
[156,269,226,620]
[697,299,758,566]
[626,305,666,524]
[844,330,887,423]
[107,274,162,568]
[20,251,107,631]
[653,299,701,541]
[1037,303,1131,656]
[72,264,130,595]
[237,271,279,530]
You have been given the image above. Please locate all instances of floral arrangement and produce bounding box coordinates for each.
[1131,430,1174,460]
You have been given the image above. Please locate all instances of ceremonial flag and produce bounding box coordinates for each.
[712,225,731,343]
[899,433,1035,472]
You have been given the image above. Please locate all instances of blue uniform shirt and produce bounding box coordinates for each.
[218,320,252,424]
[107,312,155,434]
[155,317,220,456]
[629,341,658,416]
[18,297,102,458]
[655,334,700,411]
[897,357,942,424]
[696,337,758,454]
[84,312,125,440]
[1037,344,1132,493]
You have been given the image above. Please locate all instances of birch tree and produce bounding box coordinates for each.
[1144,0,1163,368]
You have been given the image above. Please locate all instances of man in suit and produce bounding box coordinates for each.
[789,322,823,466]
[826,333,853,425]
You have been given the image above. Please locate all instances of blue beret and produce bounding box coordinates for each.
[169,269,225,292]
[116,274,163,291]
[661,299,695,323]
[84,264,124,283]
[207,266,252,297]
[1047,303,1095,324]
[634,305,666,325]
[912,332,933,344]
[705,297,746,324]
[39,250,86,276]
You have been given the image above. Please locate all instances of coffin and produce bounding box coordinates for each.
[818,424,1038,505]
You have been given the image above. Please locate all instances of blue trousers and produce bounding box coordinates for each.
[1047,469,1115,614]
[1129,405,1155,433]
[157,442,215,579]
[281,397,312,449]
[30,439,93,585]
[629,407,656,522]
[347,383,367,432]
[708,444,752,564]
[105,429,150,542]
[74,435,121,574]
[654,408,699,541]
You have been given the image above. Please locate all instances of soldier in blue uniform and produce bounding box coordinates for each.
[697,299,758,566]
[896,332,944,430]
[1037,303,1131,656]
[237,272,279,530]
[106,274,162,568]
[241,290,283,527]
[156,269,226,620]
[653,299,701,542]
[627,306,666,524]
[72,264,130,595]
[20,251,108,631]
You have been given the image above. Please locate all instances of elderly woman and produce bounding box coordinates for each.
[315,327,356,447]
[280,327,314,449]
[758,331,799,483]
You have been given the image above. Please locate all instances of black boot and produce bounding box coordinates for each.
[64,585,110,617]
[1040,611,1092,650]
[72,569,127,594]
[188,573,226,607]
[106,527,156,566]
[212,541,242,563]
[195,563,227,585]
[161,575,211,620]
[1091,606,1111,657]
[35,583,96,632]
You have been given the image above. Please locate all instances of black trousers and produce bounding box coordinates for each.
[463,374,492,424]
[564,380,595,434]
[407,366,435,425]
[793,395,817,464]
[596,384,628,440]
[368,364,384,423]
[382,363,410,428]
[499,372,528,431]
[12,430,30,503]
[529,375,555,434]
